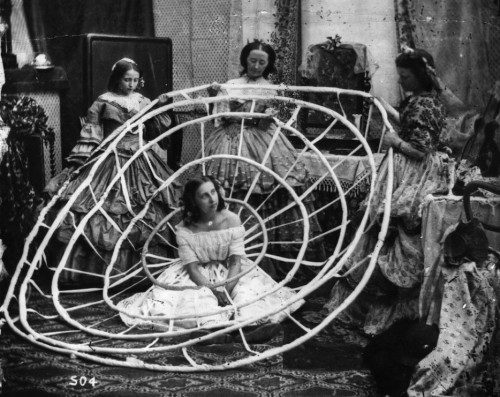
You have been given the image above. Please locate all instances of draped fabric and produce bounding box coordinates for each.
[395,0,499,112]
[23,0,154,57]
[228,0,244,80]
[22,0,154,163]
[270,0,301,86]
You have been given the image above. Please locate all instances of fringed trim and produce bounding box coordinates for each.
[308,173,371,199]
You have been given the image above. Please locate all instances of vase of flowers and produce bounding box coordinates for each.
[0,95,55,143]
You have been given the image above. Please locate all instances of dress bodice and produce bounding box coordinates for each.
[66,91,171,166]
[213,76,277,128]
[87,92,151,132]
[175,225,246,265]
[399,93,445,154]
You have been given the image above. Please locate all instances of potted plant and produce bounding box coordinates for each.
[0,94,55,274]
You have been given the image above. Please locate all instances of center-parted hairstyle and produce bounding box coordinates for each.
[395,48,441,93]
[240,40,277,78]
[182,176,226,224]
[107,58,144,93]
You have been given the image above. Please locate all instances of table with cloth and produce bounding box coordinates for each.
[407,194,500,396]
[300,152,384,256]
[301,152,384,195]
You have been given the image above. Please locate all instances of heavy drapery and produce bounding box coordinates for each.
[395,0,499,112]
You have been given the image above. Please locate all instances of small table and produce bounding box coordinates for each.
[298,152,384,255]
[419,193,500,317]
[300,151,384,193]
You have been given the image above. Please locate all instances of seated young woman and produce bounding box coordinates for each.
[44,58,179,285]
[117,175,304,343]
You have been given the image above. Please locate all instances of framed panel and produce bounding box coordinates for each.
[83,34,182,169]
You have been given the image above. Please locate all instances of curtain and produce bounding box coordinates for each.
[227,0,243,80]
[23,0,154,162]
[395,0,498,112]
[270,0,301,86]
[11,0,34,67]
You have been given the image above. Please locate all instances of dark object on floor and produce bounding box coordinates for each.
[0,276,8,306]
[234,322,282,344]
[363,318,439,397]
[189,322,283,346]
[190,329,234,345]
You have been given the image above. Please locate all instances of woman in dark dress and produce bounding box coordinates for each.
[46,58,180,284]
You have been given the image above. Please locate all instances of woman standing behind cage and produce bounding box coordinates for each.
[325,48,451,335]
[201,40,325,278]
[45,58,180,285]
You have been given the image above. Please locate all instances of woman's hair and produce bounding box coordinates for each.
[182,176,225,224]
[239,39,277,78]
[395,48,441,93]
[107,58,143,93]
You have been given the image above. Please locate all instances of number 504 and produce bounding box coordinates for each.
[69,376,97,387]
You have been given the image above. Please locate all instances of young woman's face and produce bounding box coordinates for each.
[194,181,219,217]
[118,69,140,95]
[397,67,423,93]
[246,49,269,79]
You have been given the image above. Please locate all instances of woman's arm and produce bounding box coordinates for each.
[186,261,231,306]
[65,99,106,167]
[102,119,123,137]
[185,261,211,287]
[383,133,426,160]
[142,95,172,147]
[225,254,242,294]
[377,97,400,123]
[390,95,443,160]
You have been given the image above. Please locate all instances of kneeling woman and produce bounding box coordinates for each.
[118,176,304,342]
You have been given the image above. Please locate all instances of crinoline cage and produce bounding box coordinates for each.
[0,84,395,371]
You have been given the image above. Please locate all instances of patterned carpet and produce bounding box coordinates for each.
[0,279,379,397]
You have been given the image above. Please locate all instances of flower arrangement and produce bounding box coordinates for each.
[0,95,55,144]
[324,34,342,52]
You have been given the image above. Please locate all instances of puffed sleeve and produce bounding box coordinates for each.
[229,226,246,256]
[402,96,444,154]
[66,99,105,166]
[176,232,199,264]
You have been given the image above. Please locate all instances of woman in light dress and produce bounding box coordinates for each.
[118,176,304,343]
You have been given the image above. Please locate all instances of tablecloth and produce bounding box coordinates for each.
[300,151,384,195]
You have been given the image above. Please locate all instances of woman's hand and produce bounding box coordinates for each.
[207,82,221,97]
[383,133,401,149]
[264,107,278,118]
[226,255,242,294]
[157,93,169,105]
[214,290,230,306]
[384,134,426,159]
